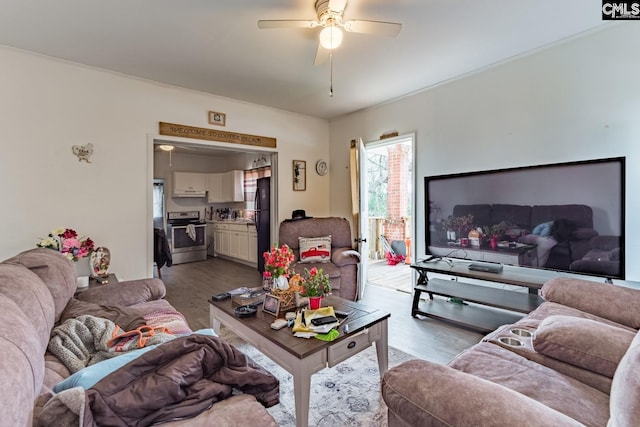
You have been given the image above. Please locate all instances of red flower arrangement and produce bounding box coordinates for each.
[263,244,294,279]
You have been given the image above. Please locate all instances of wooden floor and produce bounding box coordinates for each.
[158,257,482,364]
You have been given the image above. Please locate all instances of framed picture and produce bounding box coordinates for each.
[263,294,281,316]
[208,110,226,126]
[293,160,306,191]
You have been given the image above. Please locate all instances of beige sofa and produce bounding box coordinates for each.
[382,276,640,427]
[0,248,277,426]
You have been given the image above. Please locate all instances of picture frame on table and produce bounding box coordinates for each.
[263,294,281,316]
[293,160,306,191]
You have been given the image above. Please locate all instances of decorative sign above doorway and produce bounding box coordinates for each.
[159,122,277,148]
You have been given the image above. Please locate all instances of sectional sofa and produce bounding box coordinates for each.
[0,248,278,426]
[382,276,640,426]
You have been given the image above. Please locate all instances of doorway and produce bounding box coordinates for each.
[362,134,414,294]
[147,136,278,277]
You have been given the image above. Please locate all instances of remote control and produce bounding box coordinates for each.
[334,310,350,319]
[212,292,230,301]
[311,316,339,326]
[270,319,288,330]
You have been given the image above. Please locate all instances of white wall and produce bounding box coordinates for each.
[329,24,640,280]
[0,46,330,279]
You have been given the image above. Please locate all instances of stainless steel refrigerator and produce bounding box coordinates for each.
[255,177,271,273]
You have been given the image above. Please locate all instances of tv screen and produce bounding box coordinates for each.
[425,157,625,279]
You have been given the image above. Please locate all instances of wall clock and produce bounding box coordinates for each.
[316,159,328,176]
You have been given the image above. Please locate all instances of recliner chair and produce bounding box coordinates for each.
[278,217,360,301]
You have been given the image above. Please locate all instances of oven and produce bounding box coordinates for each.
[167,211,207,264]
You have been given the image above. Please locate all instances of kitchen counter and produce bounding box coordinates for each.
[207,219,255,225]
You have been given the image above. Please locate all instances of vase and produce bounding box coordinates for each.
[308,296,323,310]
[273,275,289,290]
[90,246,111,277]
[73,257,91,277]
[490,237,497,250]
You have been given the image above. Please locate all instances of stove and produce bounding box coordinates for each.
[167,211,207,264]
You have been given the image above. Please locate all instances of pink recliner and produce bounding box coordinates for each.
[278,217,360,301]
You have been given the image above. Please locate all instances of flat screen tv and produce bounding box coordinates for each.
[425,157,625,279]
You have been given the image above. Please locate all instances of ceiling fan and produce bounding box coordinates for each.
[258,0,402,65]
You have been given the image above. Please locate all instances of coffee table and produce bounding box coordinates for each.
[209,294,390,427]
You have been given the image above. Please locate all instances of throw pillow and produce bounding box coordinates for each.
[532,221,553,237]
[533,315,635,378]
[299,236,332,263]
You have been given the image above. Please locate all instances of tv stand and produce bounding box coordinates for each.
[411,259,547,333]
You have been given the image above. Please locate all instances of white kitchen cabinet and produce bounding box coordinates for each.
[206,170,244,202]
[222,170,244,202]
[248,227,258,265]
[173,172,207,197]
[206,223,216,257]
[212,222,256,267]
[207,173,224,203]
[213,223,230,256]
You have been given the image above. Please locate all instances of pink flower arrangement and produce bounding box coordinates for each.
[263,244,294,279]
[37,227,95,262]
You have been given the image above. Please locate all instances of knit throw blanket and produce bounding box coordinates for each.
[48,315,176,374]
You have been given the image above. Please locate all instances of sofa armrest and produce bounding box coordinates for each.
[541,277,640,329]
[331,247,360,267]
[75,278,166,306]
[382,360,583,427]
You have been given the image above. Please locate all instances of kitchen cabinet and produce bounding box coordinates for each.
[229,225,248,260]
[206,223,216,257]
[222,170,244,202]
[173,172,206,197]
[213,223,230,256]
[206,174,224,203]
[248,228,258,264]
[213,222,256,267]
[206,171,244,203]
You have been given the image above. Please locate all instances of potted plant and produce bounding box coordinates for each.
[484,224,506,249]
[440,214,474,242]
[301,267,331,309]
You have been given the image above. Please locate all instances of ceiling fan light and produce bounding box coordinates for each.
[319,26,343,49]
[158,144,175,152]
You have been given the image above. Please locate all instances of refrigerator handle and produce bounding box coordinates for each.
[254,190,260,232]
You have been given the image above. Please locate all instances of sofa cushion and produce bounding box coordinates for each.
[382,359,583,427]
[4,248,76,322]
[609,331,640,427]
[298,236,331,263]
[449,342,610,427]
[533,315,635,378]
[75,277,166,306]
[541,278,640,329]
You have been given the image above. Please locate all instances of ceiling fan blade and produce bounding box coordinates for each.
[328,0,348,14]
[257,20,318,29]
[343,20,402,37]
[313,43,329,66]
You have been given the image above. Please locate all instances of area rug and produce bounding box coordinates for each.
[218,327,416,427]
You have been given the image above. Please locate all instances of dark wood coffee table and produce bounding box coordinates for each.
[209,294,390,427]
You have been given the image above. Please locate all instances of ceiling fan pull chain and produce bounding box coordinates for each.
[329,50,334,97]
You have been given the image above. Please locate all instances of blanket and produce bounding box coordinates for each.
[48,315,175,373]
[84,334,279,426]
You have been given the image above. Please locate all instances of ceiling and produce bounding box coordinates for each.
[0,0,608,120]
